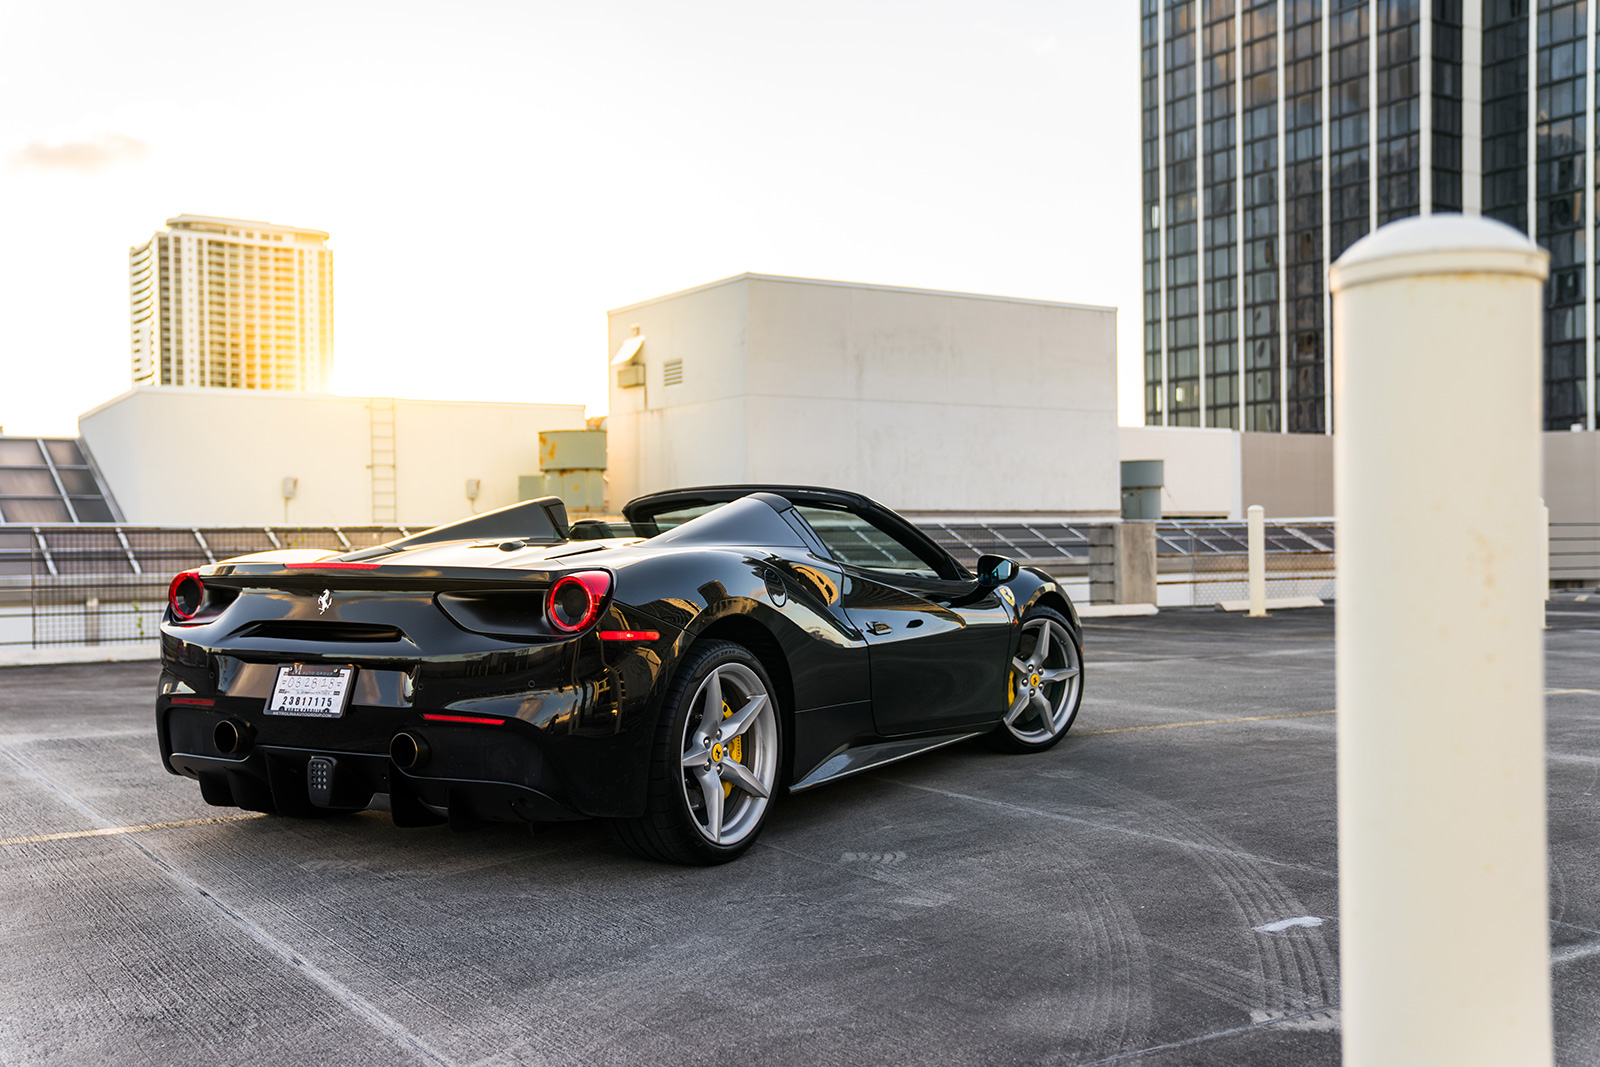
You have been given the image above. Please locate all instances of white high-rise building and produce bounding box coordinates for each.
[129,214,334,391]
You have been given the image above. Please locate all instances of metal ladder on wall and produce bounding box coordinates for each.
[369,398,397,524]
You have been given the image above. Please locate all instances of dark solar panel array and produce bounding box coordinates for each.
[1,518,1335,578]
[0,437,121,524]
[920,523,1094,567]
[917,519,1334,568]
[2,526,411,581]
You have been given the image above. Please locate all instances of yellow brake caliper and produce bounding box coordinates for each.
[722,702,742,797]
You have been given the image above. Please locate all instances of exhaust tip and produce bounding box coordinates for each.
[213,719,253,756]
[390,731,430,770]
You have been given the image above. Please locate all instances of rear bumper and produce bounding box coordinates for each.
[167,741,582,826]
[156,620,676,819]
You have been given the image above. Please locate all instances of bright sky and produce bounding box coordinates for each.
[0,1,1142,438]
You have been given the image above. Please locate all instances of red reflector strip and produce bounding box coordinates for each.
[169,697,215,706]
[421,713,507,725]
[285,561,381,570]
[598,630,660,641]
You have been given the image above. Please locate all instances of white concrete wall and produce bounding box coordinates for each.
[606,281,750,507]
[607,274,1119,515]
[1119,426,1243,518]
[79,388,585,527]
[1545,430,1600,525]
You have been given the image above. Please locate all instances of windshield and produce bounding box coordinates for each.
[646,503,726,532]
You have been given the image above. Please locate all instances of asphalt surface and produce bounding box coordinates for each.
[1,601,1598,1066]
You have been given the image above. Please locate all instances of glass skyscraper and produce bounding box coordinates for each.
[1142,0,1599,433]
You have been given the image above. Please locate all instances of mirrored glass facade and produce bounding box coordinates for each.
[1141,0,1600,434]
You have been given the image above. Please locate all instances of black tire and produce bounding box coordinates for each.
[982,605,1083,753]
[610,640,783,864]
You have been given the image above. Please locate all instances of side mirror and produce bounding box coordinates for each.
[976,554,1018,587]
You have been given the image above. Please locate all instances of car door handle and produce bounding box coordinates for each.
[865,621,892,635]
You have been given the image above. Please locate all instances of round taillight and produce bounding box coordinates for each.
[545,571,611,633]
[169,571,204,620]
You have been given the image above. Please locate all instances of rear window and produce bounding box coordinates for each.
[643,503,726,533]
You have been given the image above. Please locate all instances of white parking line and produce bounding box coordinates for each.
[0,744,456,1067]
[0,813,263,848]
[1076,709,1335,737]
[1552,939,1600,965]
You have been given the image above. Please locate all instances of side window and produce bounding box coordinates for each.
[793,506,940,579]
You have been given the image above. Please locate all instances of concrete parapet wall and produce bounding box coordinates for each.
[607,274,1119,515]
[1087,522,1157,605]
[78,388,586,527]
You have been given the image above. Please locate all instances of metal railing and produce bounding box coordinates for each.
[1550,522,1600,585]
[10,516,1590,649]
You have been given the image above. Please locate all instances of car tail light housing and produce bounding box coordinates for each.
[545,571,611,633]
[168,571,205,620]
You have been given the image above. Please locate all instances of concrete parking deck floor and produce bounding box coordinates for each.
[1,601,1598,1066]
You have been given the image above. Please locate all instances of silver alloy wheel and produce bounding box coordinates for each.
[678,662,778,846]
[1004,616,1083,744]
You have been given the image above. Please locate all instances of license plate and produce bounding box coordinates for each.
[266,664,356,718]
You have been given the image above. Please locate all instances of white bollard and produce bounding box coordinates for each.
[1331,216,1551,1066]
[1247,505,1266,617]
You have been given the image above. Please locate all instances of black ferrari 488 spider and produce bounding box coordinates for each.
[157,485,1084,863]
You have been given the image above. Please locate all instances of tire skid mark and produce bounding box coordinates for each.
[0,740,455,1067]
[1069,1004,1340,1066]
[1070,775,1338,1031]
[763,806,1156,1057]
[884,777,1332,878]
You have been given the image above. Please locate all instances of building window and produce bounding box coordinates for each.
[1433,0,1464,211]
[1142,0,1164,425]
[1165,0,1202,427]
[1540,0,1587,428]
[1483,0,1530,233]
[1285,0,1325,433]
[1202,0,1239,428]
[1330,0,1371,260]
[1376,0,1422,224]
[1241,0,1280,432]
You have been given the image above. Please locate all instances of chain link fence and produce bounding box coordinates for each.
[1154,522,1337,606]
